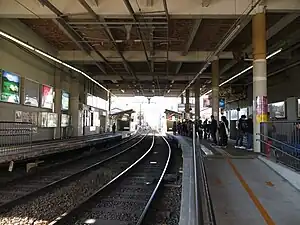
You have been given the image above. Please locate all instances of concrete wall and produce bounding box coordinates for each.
[0,19,71,141]
[227,64,300,112]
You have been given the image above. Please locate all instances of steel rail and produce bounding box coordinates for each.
[0,132,148,214]
[49,132,170,225]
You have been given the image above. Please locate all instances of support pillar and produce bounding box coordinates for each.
[70,79,81,137]
[185,89,190,119]
[194,82,200,120]
[252,8,267,153]
[181,94,184,104]
[54,71,62,139]
[212,58,219,122]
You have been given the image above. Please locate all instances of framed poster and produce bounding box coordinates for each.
[47,113,58,127]
[41,85,54,109]
[61,114,69,127]
[298,99,300,118]
[30,112,38,126]
[61,90,69,111]
[1,70,20,104]
[38,112,48,127]
[268,101,285,119]
[22,111,30,123]
[24,79,39,107]
[15,110,22,122]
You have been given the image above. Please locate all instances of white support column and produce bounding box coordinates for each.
[212,57,219,122]
[252,6,267,153]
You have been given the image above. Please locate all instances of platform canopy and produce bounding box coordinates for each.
[109,109,135,119]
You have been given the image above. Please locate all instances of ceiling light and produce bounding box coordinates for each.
[201,48,282,97]
[0,30,35,51]
[121,89,125,93]
[167,89,170,93]
[0,30,115,96]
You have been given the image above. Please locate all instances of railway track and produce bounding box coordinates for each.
[48,133,171,225]
[0,133,150,223]
[0,132,139,186]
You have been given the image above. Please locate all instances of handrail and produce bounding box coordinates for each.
[258,133,300,156]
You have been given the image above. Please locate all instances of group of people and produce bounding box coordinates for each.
[172,115,230,147]
[172,114,254,150]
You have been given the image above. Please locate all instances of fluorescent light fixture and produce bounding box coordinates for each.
[167,89,170,93]
[201,48,282,97]
[266,48,282,59]
[0,30,113,96]
[84,219,96,224]
[0,30,35,51]
[121,89,125,93]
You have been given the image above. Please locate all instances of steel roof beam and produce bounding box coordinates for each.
[221,13,299,75]
[78,0,139,82]
[175,19,202,74]
[38,0,107,75]
[123,0,152,71]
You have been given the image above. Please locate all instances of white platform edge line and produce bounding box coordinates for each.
[258,155,300,192]
[200,144,214,155]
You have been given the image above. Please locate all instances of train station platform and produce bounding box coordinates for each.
[170,134,300,225]
[0,133,123,164]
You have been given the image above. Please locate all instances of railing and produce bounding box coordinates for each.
[0,121,33,156]
[258,121,300,170]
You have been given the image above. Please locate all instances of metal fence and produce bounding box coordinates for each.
[259,121,300,170]
[0,121,33,156]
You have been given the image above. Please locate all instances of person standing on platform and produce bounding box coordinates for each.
[173,121,177,135]
[112,123,116,134]
[210,115,218,145]
[219,116,229,147]
[246,116,253,150]
[235,115,247,148]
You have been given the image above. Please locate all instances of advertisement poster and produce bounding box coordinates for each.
[1,70,20,104]
[22,111,30,123]
[61,90,70,111]
[38,112,48,127]
[24,79,39,107]
[298,99,300,118]
[15,110,22,122]
[47,113,58,127]
[41,85,54,109]
[255,96,268,123]
[30,112,38,126]
[61,114,69,127]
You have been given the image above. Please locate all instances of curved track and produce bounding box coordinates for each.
[0,133,150,221]
[49,133,171,225]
